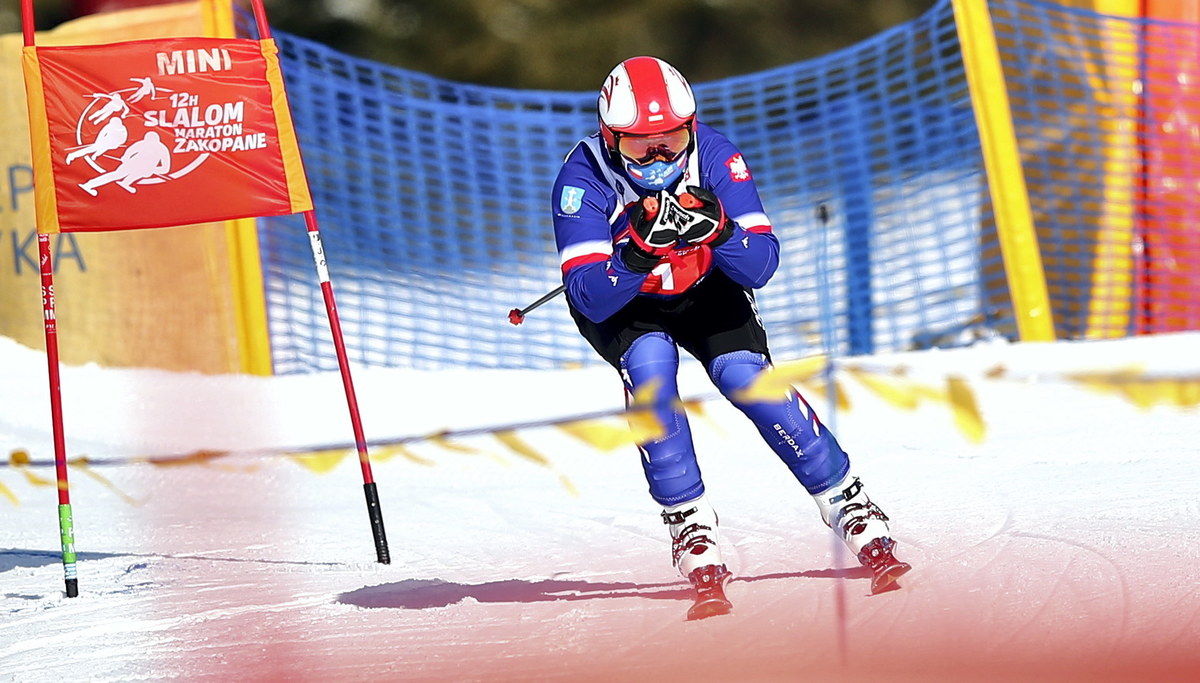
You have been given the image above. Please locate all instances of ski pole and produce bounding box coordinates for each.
[508,284,565,325]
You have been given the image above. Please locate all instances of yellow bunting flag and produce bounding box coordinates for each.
[373,444,436,466]
[495,431,578,495]
[557,473,581,497]
[846,368,921,410]
[626,378,666,443]
[0,481,18,506]
[429,433,508,465]
[734,355,827,403]
[10,449,53,487]
[289,449,349,474]
[683,400,725,436]
[1067,369,1200,410]
[494,431,551,467]
[626,407,665,443]
[804,376,851,412]
[428,433,483,454]
[69,456,142,505]
[144,450,231,467]
[557,419,638,452]
[946,376,986,443]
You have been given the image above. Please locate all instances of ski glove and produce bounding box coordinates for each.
[621,192,677,273]
[676,186,735,247]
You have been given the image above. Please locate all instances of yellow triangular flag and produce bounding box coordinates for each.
[144,450,230,468]
[735,355,827,403]
[946,376,985,443]
[557,419,637,452]
[802,376,851,412]
[289,449,349,474]
[1132,379,1200,409]
[625,377,667,443]
[429,433,483,454]
[69,456,142,506]
[847,368,920,410]
[1171,379,1200,407]
[625,407,665,443]
[684,399,726,436]
[9,449,52,487]
[558,472,580,497]
[0,480,18,506]
[374,443,437,466]
[494,431,551,467]
[428,433,508,465]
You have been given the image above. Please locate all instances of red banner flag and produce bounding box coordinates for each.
[23,36,313,233]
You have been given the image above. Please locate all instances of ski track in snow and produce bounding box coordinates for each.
[2,334,1200,681]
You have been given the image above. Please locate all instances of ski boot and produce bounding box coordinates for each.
[814,470,911,594]
[663,495,733,619]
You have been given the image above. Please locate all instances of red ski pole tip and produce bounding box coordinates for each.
[508,309,525,325]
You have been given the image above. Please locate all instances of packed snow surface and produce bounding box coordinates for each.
[2,333,1199,682]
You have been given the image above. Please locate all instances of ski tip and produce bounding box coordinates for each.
[870,561,912,595]
[686,597,733,621]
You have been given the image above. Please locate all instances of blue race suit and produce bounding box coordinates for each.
[551,122,850,505]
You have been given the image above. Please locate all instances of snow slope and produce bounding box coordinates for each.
[2,333,1199,682]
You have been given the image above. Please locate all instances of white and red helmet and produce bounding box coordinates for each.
[598,56,696,189]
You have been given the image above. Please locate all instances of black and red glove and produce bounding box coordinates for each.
[675,185,735,247]
[621,192,678,273]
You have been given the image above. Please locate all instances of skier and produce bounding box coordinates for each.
[550,56,910,619]
[85,91,129,125]
[79,131,171,196]
[65,116,128,165]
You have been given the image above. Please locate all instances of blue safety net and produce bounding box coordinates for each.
[257,0,995,372]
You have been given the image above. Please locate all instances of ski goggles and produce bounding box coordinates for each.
[616,126,692,165]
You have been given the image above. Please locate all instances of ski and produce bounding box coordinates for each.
[870,557,912,594]
[687,592,733,620]
[685,564,733,620]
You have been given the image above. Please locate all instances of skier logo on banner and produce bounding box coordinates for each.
[62,70,272,199]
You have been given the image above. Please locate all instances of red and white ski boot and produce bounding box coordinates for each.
[814,471,911,594]
[663,495,734,620]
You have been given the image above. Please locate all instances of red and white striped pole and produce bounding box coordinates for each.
[249,0,389,563]
[23,0,80,599]
[303,212,390,564]
[39,234,79,597]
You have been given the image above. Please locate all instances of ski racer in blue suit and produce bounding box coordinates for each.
[551,56,910,612]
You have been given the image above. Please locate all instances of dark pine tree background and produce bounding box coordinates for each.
[3,0,939,89]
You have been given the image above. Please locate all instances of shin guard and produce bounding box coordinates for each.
[621,332,703,505]
[709,350,849,494]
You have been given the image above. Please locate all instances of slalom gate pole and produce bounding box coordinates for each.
[23,1,78,599]
[508,284,565,325]
[248,0,388,564]
[303,212,390,564]
[815,202,848,662]
[39,235,79,597]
